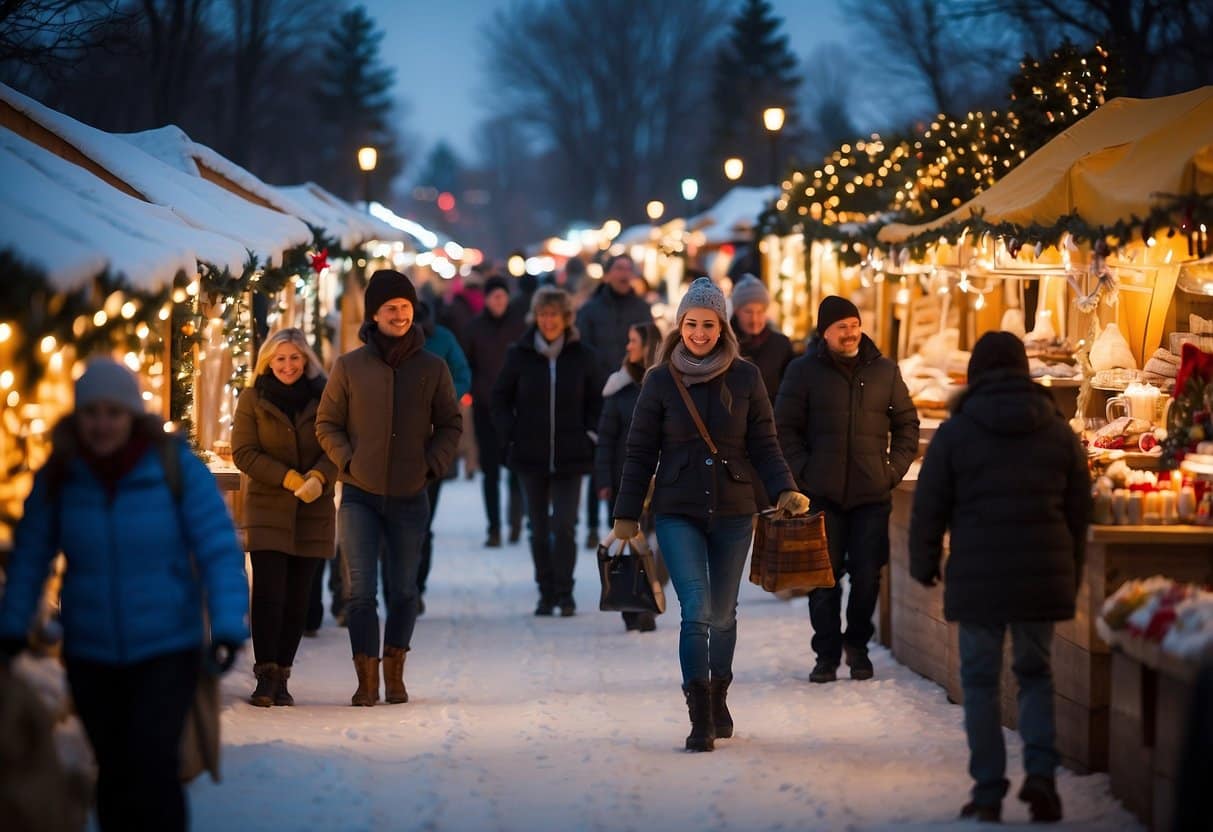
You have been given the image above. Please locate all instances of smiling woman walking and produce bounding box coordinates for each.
[610,277,808,752]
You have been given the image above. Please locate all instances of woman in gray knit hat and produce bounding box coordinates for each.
[608,277,809,752]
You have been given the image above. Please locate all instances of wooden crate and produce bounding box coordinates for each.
[1108,650,1155,823]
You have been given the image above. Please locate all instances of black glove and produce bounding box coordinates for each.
[0,637,26,666]
[207,640,241,675]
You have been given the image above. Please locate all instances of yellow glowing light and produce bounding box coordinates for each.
[645,200,665,221]
[762,107,786,132]
[172,288,187,303]
[121,302,137,319]
[93,311,108,326]
[39,335,56,354]
[0,322,10,342]
[6,391,18,407]
[124,352,141,371]
[159,306,171,321]
[357,146,378,172]
[0,370,13,389]
[724,157,744,181]
[507,255,526,277]
[185,281,200,297]
[136,322,150,339]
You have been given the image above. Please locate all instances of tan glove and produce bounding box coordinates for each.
[305,469,327,487]
[294,476,323,504]
[611,518,641,541]
[282,469,306,491]
[776,490,811,516]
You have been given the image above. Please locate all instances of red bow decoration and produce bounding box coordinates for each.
[309,248,329,274]
[1174,342,1213,398]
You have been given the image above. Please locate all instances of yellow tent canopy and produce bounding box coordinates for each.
[879,86,1213,244]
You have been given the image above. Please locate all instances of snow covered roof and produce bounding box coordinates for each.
[0,83,311,264]
[615,224,657,246]
[279,183,409,248]
[0,127,250,290]
[688,186,779,245]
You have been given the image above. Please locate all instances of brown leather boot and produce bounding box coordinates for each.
[351,654,380,706]
[250,662,278,707]
[383,646,409,704]
[273,666,294,706]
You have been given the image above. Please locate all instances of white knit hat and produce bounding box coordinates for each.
[74,357,146,413]
[676,277,727,323]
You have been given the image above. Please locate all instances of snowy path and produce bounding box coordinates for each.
[191,477,1141,832]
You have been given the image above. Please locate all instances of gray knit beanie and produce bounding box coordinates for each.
[730,274,770,310]
[75,357,146,413]
[677,277,727,323]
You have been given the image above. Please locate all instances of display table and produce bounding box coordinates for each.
[888,478,1213,772]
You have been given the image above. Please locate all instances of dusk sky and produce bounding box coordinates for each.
[359,0,858,177]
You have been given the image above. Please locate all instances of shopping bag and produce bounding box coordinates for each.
[179,663,221,783]
[597,535,666,614]
[750,508,835,592]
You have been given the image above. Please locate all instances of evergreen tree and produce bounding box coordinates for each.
[313,6,403,202]
[709,0,802,187]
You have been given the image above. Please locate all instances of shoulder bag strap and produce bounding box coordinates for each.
[669,367,719,456]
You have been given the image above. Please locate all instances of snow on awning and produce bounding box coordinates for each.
[615,224,657,246]
[0,83,311,264]
[688,186,779,245]
[0,127,249,291]
[279,183,409,248]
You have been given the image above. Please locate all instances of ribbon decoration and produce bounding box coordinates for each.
[309,248,329,274]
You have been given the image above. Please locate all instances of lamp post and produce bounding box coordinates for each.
[763,107,785,185]
[680,178,699,216]
[723,157,744,182]
[357,145,378,207]
[646,200,665,223]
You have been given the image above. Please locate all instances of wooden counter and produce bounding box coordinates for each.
[888,478,1213,773]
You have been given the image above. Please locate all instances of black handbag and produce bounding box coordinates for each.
[597,535,666,614]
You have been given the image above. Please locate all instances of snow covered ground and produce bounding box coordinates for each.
[190,476,1142,832]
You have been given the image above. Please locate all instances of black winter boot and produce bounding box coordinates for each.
[250,662,278,707]
[844,645,874,680]
[709,675,733,739]
[809,659,838,683]
[682,680,715,752]
[558,592,576,617]
[959,801,1002,822]
[1018,774,1062,822]
[273,666,294,706]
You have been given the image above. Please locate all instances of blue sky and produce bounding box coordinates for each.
[359,0,859,171]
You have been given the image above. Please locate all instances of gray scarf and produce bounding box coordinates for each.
[670,340,735,386]
[534,330,565,360]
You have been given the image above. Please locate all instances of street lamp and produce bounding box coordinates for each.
[357,145,378,206]
[723,157,744,182]
[646,200,665,222]
[763,107,785,184]
[680,178,699,216]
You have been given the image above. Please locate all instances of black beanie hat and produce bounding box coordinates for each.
[484,276,510,298]
[968,330,1029,384]
[817,295,861,334]
[364,269,418,319]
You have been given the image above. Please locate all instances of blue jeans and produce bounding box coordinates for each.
[958,621,1059,807]
[655,513,754,685]
[519,472,582,600]
[339,484,429,657]
[808,500,890,664]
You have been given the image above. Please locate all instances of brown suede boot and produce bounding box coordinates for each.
[383,646,409,704]
[351,654,380,706]
[250,662,278,707]
[273,666,294,706]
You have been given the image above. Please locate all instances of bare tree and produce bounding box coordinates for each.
[137,0,213,125]
[482,0,728,225]
[475,115,549,254]
[0,0,129,77]
[843,0,1012,119]
[799,43,861,162]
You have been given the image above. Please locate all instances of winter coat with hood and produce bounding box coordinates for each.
[614,359,796,523]
[575,284,653,382]
[775,333,919,510]
[908,371,1091,623]
[732,318,794,405]
[0,419,249,664]
[465,306,527,406]
[491,326,601,476]
[316,322,462,498]
[595,367,641,498]
[232,374,337,558]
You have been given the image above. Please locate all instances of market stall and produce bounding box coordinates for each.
[879,86,1213,773]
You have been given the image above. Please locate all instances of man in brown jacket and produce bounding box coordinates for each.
[317,270,462,706]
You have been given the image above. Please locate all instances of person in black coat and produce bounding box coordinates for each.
[909,331,1091,823]
[730,274,793,406]
[610,277,807,752]
[466,276,527,546]
[595,321,663,632]
[775,296,919,684]
[492,286,602,616]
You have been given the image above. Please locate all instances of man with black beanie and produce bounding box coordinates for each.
[775,295,919,683]
[317,270,462,707]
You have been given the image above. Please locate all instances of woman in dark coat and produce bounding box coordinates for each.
[909,331,1091,823]
[610,277,808,752]
[233,327,337,707]
[595,321,663,632]
[492,286,602,616]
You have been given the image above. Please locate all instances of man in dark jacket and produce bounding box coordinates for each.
[730,274,793,406]
[465,276,527,546]
[908,331,1090,823]
[575,253,653,549]
[775,296,919,683]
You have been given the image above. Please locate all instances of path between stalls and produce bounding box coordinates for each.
[191,477,1140,832]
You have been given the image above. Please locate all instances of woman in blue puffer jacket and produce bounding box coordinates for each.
[0,357,249,832]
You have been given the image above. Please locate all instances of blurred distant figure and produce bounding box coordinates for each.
[0,357,248,831]
[466,276,527,546]
[575,253,653,549]
[493,287,602,616]
[730,274,793,406]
